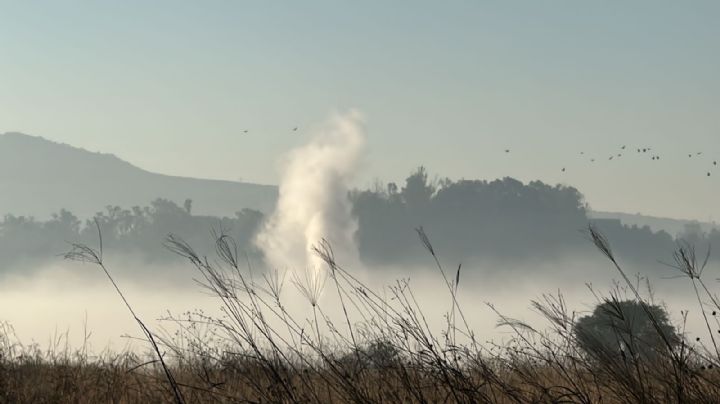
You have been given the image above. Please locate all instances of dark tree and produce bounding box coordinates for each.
[574,299,678,361]
[0,198,266,275]
[401,166,435,209]
[339,339,400,371]
[351,167,592,265]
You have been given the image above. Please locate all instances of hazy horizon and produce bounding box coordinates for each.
[1,129,717,226]
[2,2,719,221]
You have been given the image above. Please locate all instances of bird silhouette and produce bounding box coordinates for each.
[293,127,298,131]
[714,161,717,166]
[491,139,711,180]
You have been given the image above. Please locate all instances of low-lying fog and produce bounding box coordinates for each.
[0,252,710,355]
[2,112,715,355]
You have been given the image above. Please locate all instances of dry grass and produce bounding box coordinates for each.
[3,225,720,403]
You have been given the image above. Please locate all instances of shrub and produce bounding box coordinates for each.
[574,298,679,361]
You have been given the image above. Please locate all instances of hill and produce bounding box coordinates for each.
[0,132,277,219]
[588,210,718,237]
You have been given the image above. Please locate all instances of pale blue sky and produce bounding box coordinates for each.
[1,2,719,220]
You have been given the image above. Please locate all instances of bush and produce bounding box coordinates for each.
[338,339,400,371]
[574,298,679,361]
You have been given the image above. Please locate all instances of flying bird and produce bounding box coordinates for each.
[293,127,298,131]
[561,167,566,172]
[621,145,626,150]
[505,149,510,153]
[714,161,717,166]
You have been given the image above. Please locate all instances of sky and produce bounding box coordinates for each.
[1,1,719,221]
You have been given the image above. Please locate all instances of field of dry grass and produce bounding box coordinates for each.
[3,225,720,403]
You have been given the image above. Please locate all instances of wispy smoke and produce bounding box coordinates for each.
[255,111,365,275]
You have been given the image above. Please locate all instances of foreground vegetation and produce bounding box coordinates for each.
[2,226,720,403]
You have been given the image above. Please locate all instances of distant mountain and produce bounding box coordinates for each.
[588,210,718,237]
[0,132,278,219]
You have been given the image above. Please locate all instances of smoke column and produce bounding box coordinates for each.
[255,111,365,276]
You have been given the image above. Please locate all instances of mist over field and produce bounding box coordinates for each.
[0,115,715,352]
[0,253,710,356]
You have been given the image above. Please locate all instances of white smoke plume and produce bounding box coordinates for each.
[255,111,365,275]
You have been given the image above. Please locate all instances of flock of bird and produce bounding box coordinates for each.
[242,127,299,134]
[238,128,715,178]
[504,145,717,177]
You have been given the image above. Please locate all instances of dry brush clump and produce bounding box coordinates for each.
[3,224,720,403]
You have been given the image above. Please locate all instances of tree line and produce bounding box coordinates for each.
[0,167,716,274]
